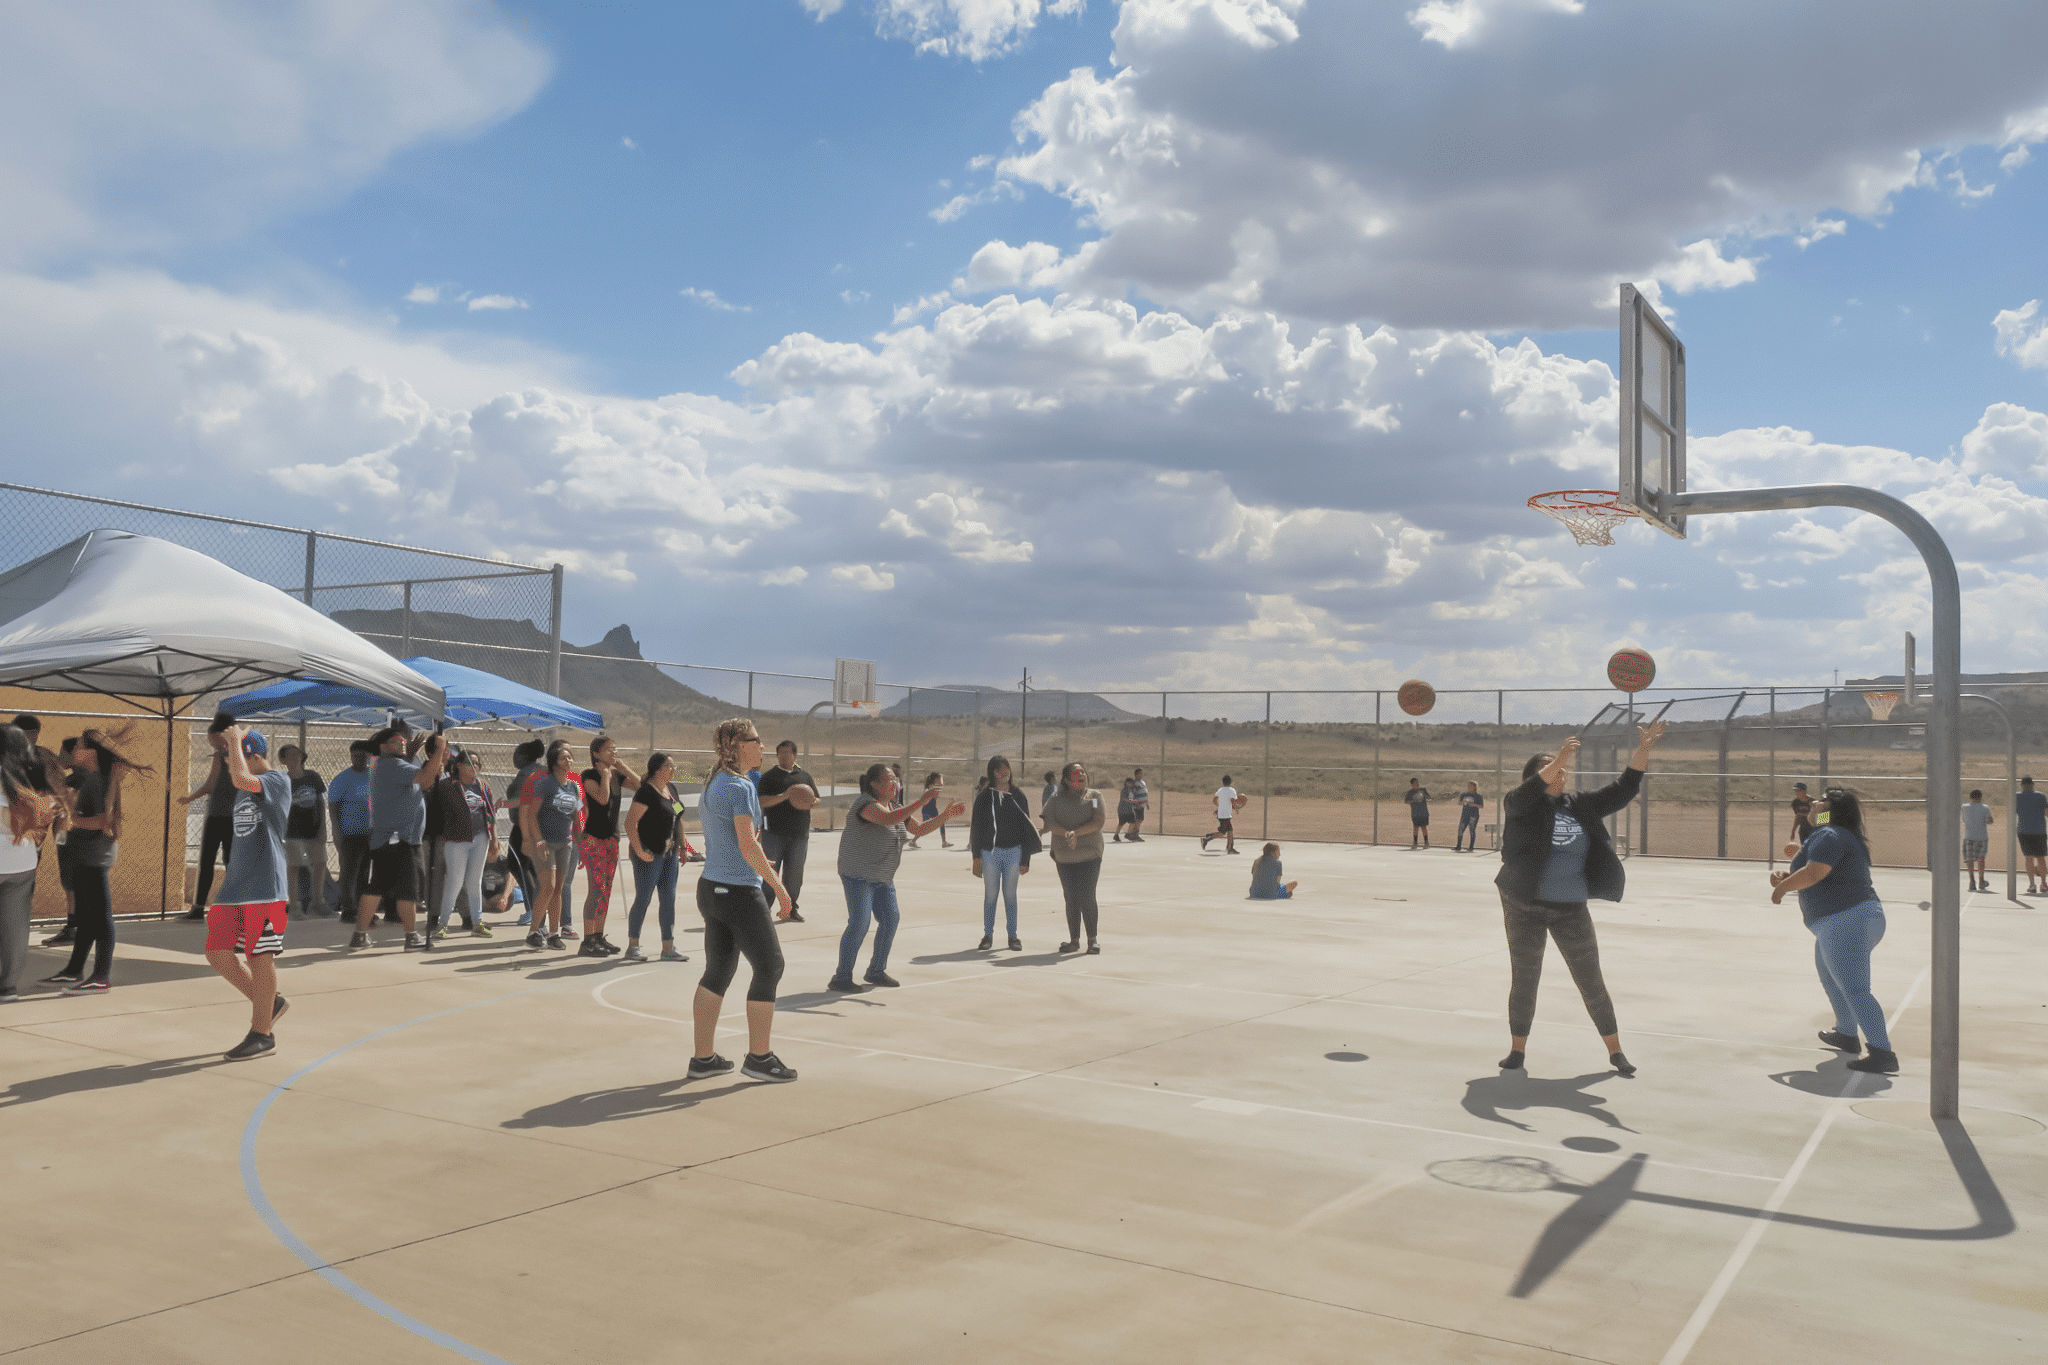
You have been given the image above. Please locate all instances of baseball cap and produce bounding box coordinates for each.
[1793,782,1807,790]
[241,729,269,757]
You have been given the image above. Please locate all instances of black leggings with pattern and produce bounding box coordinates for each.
[1500,889,1617,1037]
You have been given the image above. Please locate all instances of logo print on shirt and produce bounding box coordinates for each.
[1551,812,1581,848]
[234,793,264,838]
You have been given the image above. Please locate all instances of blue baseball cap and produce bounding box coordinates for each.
[241,729,269,757]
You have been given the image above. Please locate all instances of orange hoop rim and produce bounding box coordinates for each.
[1527,489,1641,547]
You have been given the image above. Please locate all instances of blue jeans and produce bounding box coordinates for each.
[628,849,680,941]
[1808,899,1890,1049]
[837,876,900,981]
[1455,810,1481,851]
[981,844,1022,936]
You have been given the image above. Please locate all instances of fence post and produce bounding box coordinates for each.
[401,581,413,656]
[1717,713,1731,859]
[1372,691,1381,847]
[1063,689,1071,774]
[1819,686,1831,789]
[1768,687,1778,869]
[748,672,754,713]
[548,564,564,698]
[1261,691,1272,840]
[300,532,316,762]
[162,709,177,917]
[1158,692,1167,837]
[905,687,915,778]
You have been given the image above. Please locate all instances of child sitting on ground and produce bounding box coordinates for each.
[1248,843,1299,900]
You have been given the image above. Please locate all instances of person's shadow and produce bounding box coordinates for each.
[1461,1073,1636,1134]
[502,1079,754,1128]
[0,1054,221,1108]
[1768,1055,1893,1099]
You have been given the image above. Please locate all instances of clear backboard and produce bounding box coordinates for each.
[834,657,876,707]
[1617,283,1687,538]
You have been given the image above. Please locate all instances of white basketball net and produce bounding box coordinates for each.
[1528,491,1639,547]
[1864,692,1902,722]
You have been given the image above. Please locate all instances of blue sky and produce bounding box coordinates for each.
[5,0,2048,695]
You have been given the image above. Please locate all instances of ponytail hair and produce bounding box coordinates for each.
[711,719,756,778]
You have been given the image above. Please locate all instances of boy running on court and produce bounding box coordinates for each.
[205,725,293,1061]
[1201,775,1244,854]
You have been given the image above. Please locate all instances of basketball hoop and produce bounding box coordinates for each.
[1864,692,1903,722]
[1528,490,1640,547]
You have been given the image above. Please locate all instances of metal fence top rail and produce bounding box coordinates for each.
[0,479,554,573]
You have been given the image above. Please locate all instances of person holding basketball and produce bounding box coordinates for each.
[1201,775,1246,854]
[1454,782,1484,852]
[1405,778,1431,849]
[1494,721,1666,1078]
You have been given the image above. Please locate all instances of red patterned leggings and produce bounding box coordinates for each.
[579,834,620,924]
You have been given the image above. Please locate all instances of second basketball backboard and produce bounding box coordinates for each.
[1617,283,1687,539]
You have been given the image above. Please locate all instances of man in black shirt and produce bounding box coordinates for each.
[756,740,818,923]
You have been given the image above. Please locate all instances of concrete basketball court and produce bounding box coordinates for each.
[4,835,2044,1364]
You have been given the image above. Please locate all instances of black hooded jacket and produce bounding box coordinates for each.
[1494,766,1642,903]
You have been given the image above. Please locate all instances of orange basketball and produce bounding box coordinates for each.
[1607,648,1656,693]
[1397,679,1436,716]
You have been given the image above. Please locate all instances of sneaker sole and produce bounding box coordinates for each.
[741,1067,797,1083]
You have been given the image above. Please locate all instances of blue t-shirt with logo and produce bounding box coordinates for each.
[699,770,763,886]
[1535,808,1591,903]
[1789,825,1877,922]
[533,772,585,844]
[2015,790,2048,835]
[216,770,292,905]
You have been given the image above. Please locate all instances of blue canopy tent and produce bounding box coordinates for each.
[223,656,602,731]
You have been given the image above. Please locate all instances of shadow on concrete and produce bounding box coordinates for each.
[910,949,1000,964]
[1430,1117,2015,1299]
[1461,1072,1636,1134]
[1768,1056,1893,1099]
[989,953,1069,968]
[502,1079,755,1127]
[774,988,889,1015]
[1325,1052,1370,1062]
[524,961,617,981]
[0,1054,222,1107]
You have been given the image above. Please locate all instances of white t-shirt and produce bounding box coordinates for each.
[1962,802,1992,842]
[1215,786,1238,820]
[0,789,41,875]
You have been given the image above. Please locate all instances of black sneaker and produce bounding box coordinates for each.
[1200,834,1212,850]
[39,971,83,985]
[976,935,993,950]
[1058,941,1078,954]
[348,932,370,950]
[577,937,608,958]
[1008,937,1022,951]
[863,970,900,987]
[742,1051,798,1083]
[1847,1047,1900,1074]
[785,909,805,923]
[688,1053,734,1078]
[272,995,289,1024]
[826,977,868,993]
[1085,941,1100,955]
[40,928,75,946]
[1818,1029,1861,1053]
[182,907,207,921]
[545,934,566,951]
[224,1031,276,1062]
[525,932,545,950]
[599,934,622,955]
[1227,847,1241,854]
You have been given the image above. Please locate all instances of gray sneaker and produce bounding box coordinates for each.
[621,944,647,961]
[659,946,689,962]
[741,1051,797,1083]
[348,932,370,950]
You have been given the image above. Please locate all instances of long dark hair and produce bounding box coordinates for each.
[545,739,574,775]
[1820,787,1867,844]
[858,762,894,799]
[985,754,1011,785]
[642,751,673,786]
[1,725,49,844]
[81,722,154,782]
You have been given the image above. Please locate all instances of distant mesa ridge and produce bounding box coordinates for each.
[877,685,1146,721]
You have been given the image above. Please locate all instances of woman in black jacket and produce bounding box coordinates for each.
[969,755,1041,952]
[1493,721,1665,1077]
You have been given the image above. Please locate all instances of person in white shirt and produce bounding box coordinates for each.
[1201,775,1244,854]
[1962,790,1994,894]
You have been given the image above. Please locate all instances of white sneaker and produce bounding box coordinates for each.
[621,944,647,961]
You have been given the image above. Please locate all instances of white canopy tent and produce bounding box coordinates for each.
[0,529,445,718]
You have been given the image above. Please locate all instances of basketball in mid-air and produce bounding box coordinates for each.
[1397,679,1436,716]
[1606,648,1656,693]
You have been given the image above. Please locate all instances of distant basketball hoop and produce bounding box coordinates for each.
[1528,490,1641,547]
[1864,692,1903,722]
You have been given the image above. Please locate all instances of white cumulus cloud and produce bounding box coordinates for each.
[1993,300,2048,372]
[467,294,528,311]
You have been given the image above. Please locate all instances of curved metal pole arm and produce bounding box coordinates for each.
[1669,484,1962,1119]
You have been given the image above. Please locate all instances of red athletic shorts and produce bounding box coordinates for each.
[207,901,287,958]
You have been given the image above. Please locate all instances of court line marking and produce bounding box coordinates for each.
[239,988,551,1365]
[1656,963,1930,1365]
[588,976,1779,1184]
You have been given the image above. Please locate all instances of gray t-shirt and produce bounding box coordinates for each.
[1535,808,1592,903]
[1043,787,1107,864]
[534,772,584,844]
[203,754,236,822]
[68,771,115,869]
[1962,802,1992,842]
[216,769,292,905]
[838,794,904,884]
[1249,856,1284,898]
[368,753,426,848]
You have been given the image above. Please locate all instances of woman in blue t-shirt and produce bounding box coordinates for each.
[1770,787,1897,1074]
[689,719,798,1085]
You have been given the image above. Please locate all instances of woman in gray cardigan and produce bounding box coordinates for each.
[1493,721,1665,1077]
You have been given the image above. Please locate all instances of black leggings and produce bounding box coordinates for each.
[63,863,115,982]
[696,878,784,1003]
[193,817,234,910]
[1501,890,1616,1037]
[1056,858,1101,942]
